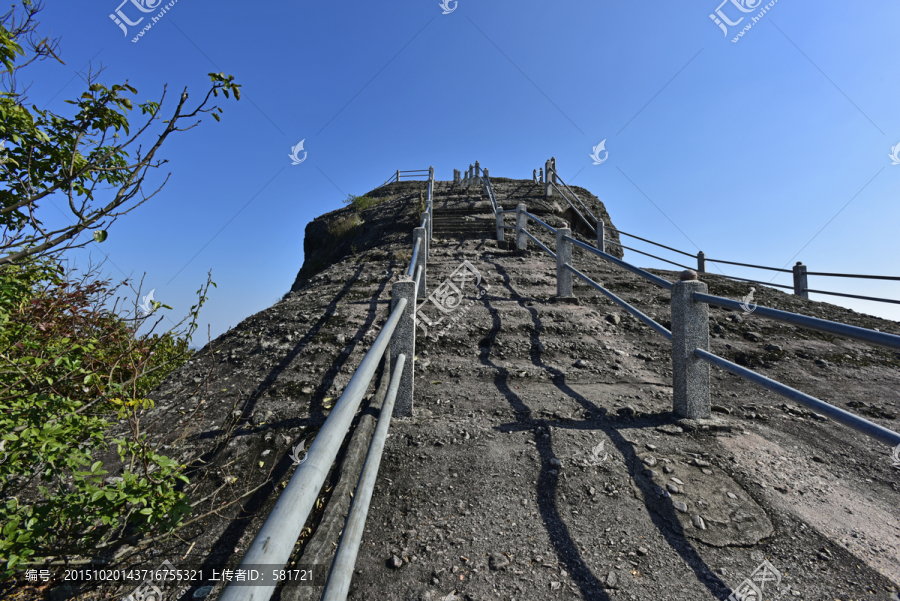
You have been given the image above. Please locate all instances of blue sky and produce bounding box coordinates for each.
[23,0,900,348]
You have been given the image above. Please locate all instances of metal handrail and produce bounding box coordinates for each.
[322,354,407,600]
[605,227,697,259]
[522,211,557,234]
[399,170,429,173]
[523,229,556,259]
[694,349,900,447]
[549,180,593,232]
[615,242,694,271]
[484,174,499,215]
[802,288,900,305]
[565,263,672,341]
[805,271,900,281]
[414,265,423,291]
[693,292,900,351]
[563,235,674,290]
[407,238,421,277]
[218,297,409,601]
[705,257,793,273]
[702,273,795,291]
[547,166,598,226]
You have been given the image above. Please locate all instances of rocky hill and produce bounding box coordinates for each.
[37,179,900,601]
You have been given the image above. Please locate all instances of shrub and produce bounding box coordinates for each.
[342,194,377,212]
[0,255,211,574]
[327,213,361,239]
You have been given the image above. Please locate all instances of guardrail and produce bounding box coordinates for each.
[221,170,434,601]
[378,168,431,188]
[505,203,900,451]
[531,157,899,306]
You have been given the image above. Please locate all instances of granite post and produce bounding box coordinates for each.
[496,210,505,244]
[551,157,557,184]
[544,161,552,196]
[515,203,528,251]
[697,251,706,274]
[597,220,605,253]
[556,225,573,298]
[671,270,711,419]
[390,278,416,417]
[533,169,538,183]
[793,262,809,299]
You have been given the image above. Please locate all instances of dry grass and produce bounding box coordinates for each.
[327,213,361,239]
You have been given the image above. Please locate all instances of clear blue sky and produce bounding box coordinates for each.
[25,0,900,348]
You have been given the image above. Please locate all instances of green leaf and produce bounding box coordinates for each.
[93,230,108,243]
[212,113,220,122]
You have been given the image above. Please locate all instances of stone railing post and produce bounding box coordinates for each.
[544,160,552,197]
[697,251,706,274]
[496,209,505,244]
[539,167,543,183]
[475,160,480,182]
[533,169,538,183]
[597,220,605,253]
[413,227,427,295]
[390,278,416,417]
[551,157,557,184]
[793,262,809,299]
[515,203,528,251]
[671,270,711,419]
[395,170,400,183]
[429,165,434,181]
[555,224,573,298]
[468,164,474,187]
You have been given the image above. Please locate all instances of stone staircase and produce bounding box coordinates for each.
[429,183,495,240]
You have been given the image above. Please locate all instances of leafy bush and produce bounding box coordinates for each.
[342,194,377,212]
[0,255,210,573]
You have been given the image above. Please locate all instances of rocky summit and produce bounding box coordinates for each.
[86,179,898,601]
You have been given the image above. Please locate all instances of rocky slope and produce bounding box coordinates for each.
[26,179,900,601]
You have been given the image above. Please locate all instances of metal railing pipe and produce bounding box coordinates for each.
[692,292,900,351]
[548,167,598,225]
[549,181,593,232]
[523,211,557,234]
[523,229,556,259]
[565,264,672,341]
[218,297,408,601]
[564,236,674,290]
[321,354,407,601]
[802,288,900,305]
[694,349,900,447]
[406,238,421,277]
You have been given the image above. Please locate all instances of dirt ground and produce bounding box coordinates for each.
[12,180,900,601]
